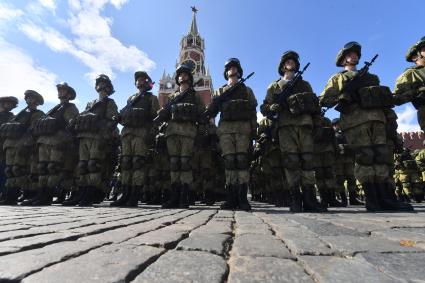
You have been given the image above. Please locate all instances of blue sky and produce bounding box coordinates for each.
[0,0,422,131]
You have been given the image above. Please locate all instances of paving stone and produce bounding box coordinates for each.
[132,250,227,283]
[177,233,230,255]
[372,229,425,246]
[360,252,425,282]
[228,256,313,283]
[235,223,272,235]
[290,216,367,237]
[22,245,165,283]
[231,234,294,259]
[299,255,400,283]
[321,235,422,255]
[191,221,232,235]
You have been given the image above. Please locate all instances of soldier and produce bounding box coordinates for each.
[394,36,425,130]
[206,58,257,211]
[0,91,44,205]
[158,64,204,209]
[332,118,363,206]
[0,97,18,198]
[261,51,324,212]
[397,148,424,202]
[256,117,287,206]
[313,115,343,208]
[63,74,119,206]
[320,41,409,211]
[111,71,159,207]
[21,83,79,206]
[151,125,170,204]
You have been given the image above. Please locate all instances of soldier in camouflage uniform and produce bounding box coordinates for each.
[0,91,44,205]
[0,97,18,198]
[111,71,159,207]
[332,118,363,206]
[159,64,205,209]
[192,120,219,205]
[206,58,257,211]
[313,115,343,208]
[256,117,287,206]
[63,74,119,206]
[320,41,409,211]
[21,83,79,206]
[415,146,425,199]
[0,98,18,187]
[394,36,425,130]
[396,148,424,202]
[151,125,170,204]
[261,51,324,212]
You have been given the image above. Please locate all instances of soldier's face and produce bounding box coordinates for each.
[96,82,109,97]
[417,47,425,65]
[178,72,190,84]
[227,66,239,79]
[283,59,297,72]
[25,96,38,108]
[1,101,15,111]
[58,88,69,102]
[344,52,359,66]
[136,76,147,89]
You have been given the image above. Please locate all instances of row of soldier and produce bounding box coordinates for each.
[0,37,424,212]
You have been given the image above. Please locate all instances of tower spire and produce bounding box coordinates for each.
[189,6,199,35]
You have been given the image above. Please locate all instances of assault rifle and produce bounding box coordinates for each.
[114,83,155,123]
[203,72,255,119]
[153,78,203,124]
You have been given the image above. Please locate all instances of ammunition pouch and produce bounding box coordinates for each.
[357,86,394,109]
[0,122,26,139]
[403,160,418,170]
[33,117,60,135]
[74,113,100,133]
[220,99,253,121]
[334,92,354,113]
[171,103,198,122]
[121,107,150,127]
[287,92,320,115]
[313,127,334,143]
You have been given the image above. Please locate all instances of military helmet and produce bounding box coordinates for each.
[0,96,18,108]
[278,50,300,75]
[95,74,115,95]
[134,71,153,90]
[336,41,362,67]
[406,36,425,62]
[24,90,44,106]
[175,64,194,86]
[331,118,340,125]
[56,82,76,100]
[224,58,243,80]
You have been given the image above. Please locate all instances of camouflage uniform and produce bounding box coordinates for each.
[25,83,79,205]
[112,71,159,207]
[0,97,18,196]
[0,90,44,205]
[320,41,408,211]
[261,51,323,212]
[160,64,205,209]
[397,148,424,202]
[208,58,257,211]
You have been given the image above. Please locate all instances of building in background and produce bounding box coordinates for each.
[400,131,424,150]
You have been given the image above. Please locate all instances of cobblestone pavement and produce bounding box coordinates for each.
[0,202,424,282]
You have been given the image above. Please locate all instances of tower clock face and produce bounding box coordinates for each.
[181,59,196,74]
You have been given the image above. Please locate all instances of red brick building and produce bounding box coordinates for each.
[400,131,425,150]
[158,7,213,107]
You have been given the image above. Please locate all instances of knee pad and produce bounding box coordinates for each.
[223,154,237,170]
[235,153,249,170]
[77,161,88,175]
[180,156,192,171]
[170,156,180,172]
[324,167,334,179]
[282,153,300,170]
[132,156,145,170]
[301,153,314,170]
[87,159,101,173]
[12,165,27,177]
[121,156,132,170]
[37,162,48,176]
[4,166,13,178]
[355,147,374,166]
[315,168,325,179]
[47,162,61,175]
[373,145,390,164]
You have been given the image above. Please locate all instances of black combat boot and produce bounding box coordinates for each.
[179,184,190,209]
[110,185,131,207]
[162,183,180,209]
[204,189,215,206]
[288,186,302,213]
[52,188,66,204]
[237,184,251,211]
[328,190,344,207]
[275,191,285,207]
[62,187,87,206]
[348,187,364,205]
[126,186,142,207]
[339,190,348,207]
[20,189,43,206]
[363,183,381,212]
[17,189,33,203]
[31,188,54,206]
[317,187,329,208]
[302,185,327,212]
[78,187,95,206]
[220,185,238,210]
[376,183,413,212]
[0,187,19,205]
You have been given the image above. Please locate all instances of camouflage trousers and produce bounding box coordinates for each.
[121,134,148,187]
[313,151,336,191]
[4,142,37,190]
[167,135,194,185]
[192,147,215,193]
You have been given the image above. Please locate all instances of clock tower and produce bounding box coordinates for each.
[158,7,213,107]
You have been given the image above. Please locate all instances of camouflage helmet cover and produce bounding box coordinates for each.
[336,41,362,67]
[224,58,243,80]
[24,90,44,105]
[278,50,300,75]
[175,64,194,86]
[134,71,153,90]
[95,74,115,95]
[56,82,76,100]
[406,36,425,62]
[0,96,18,108]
